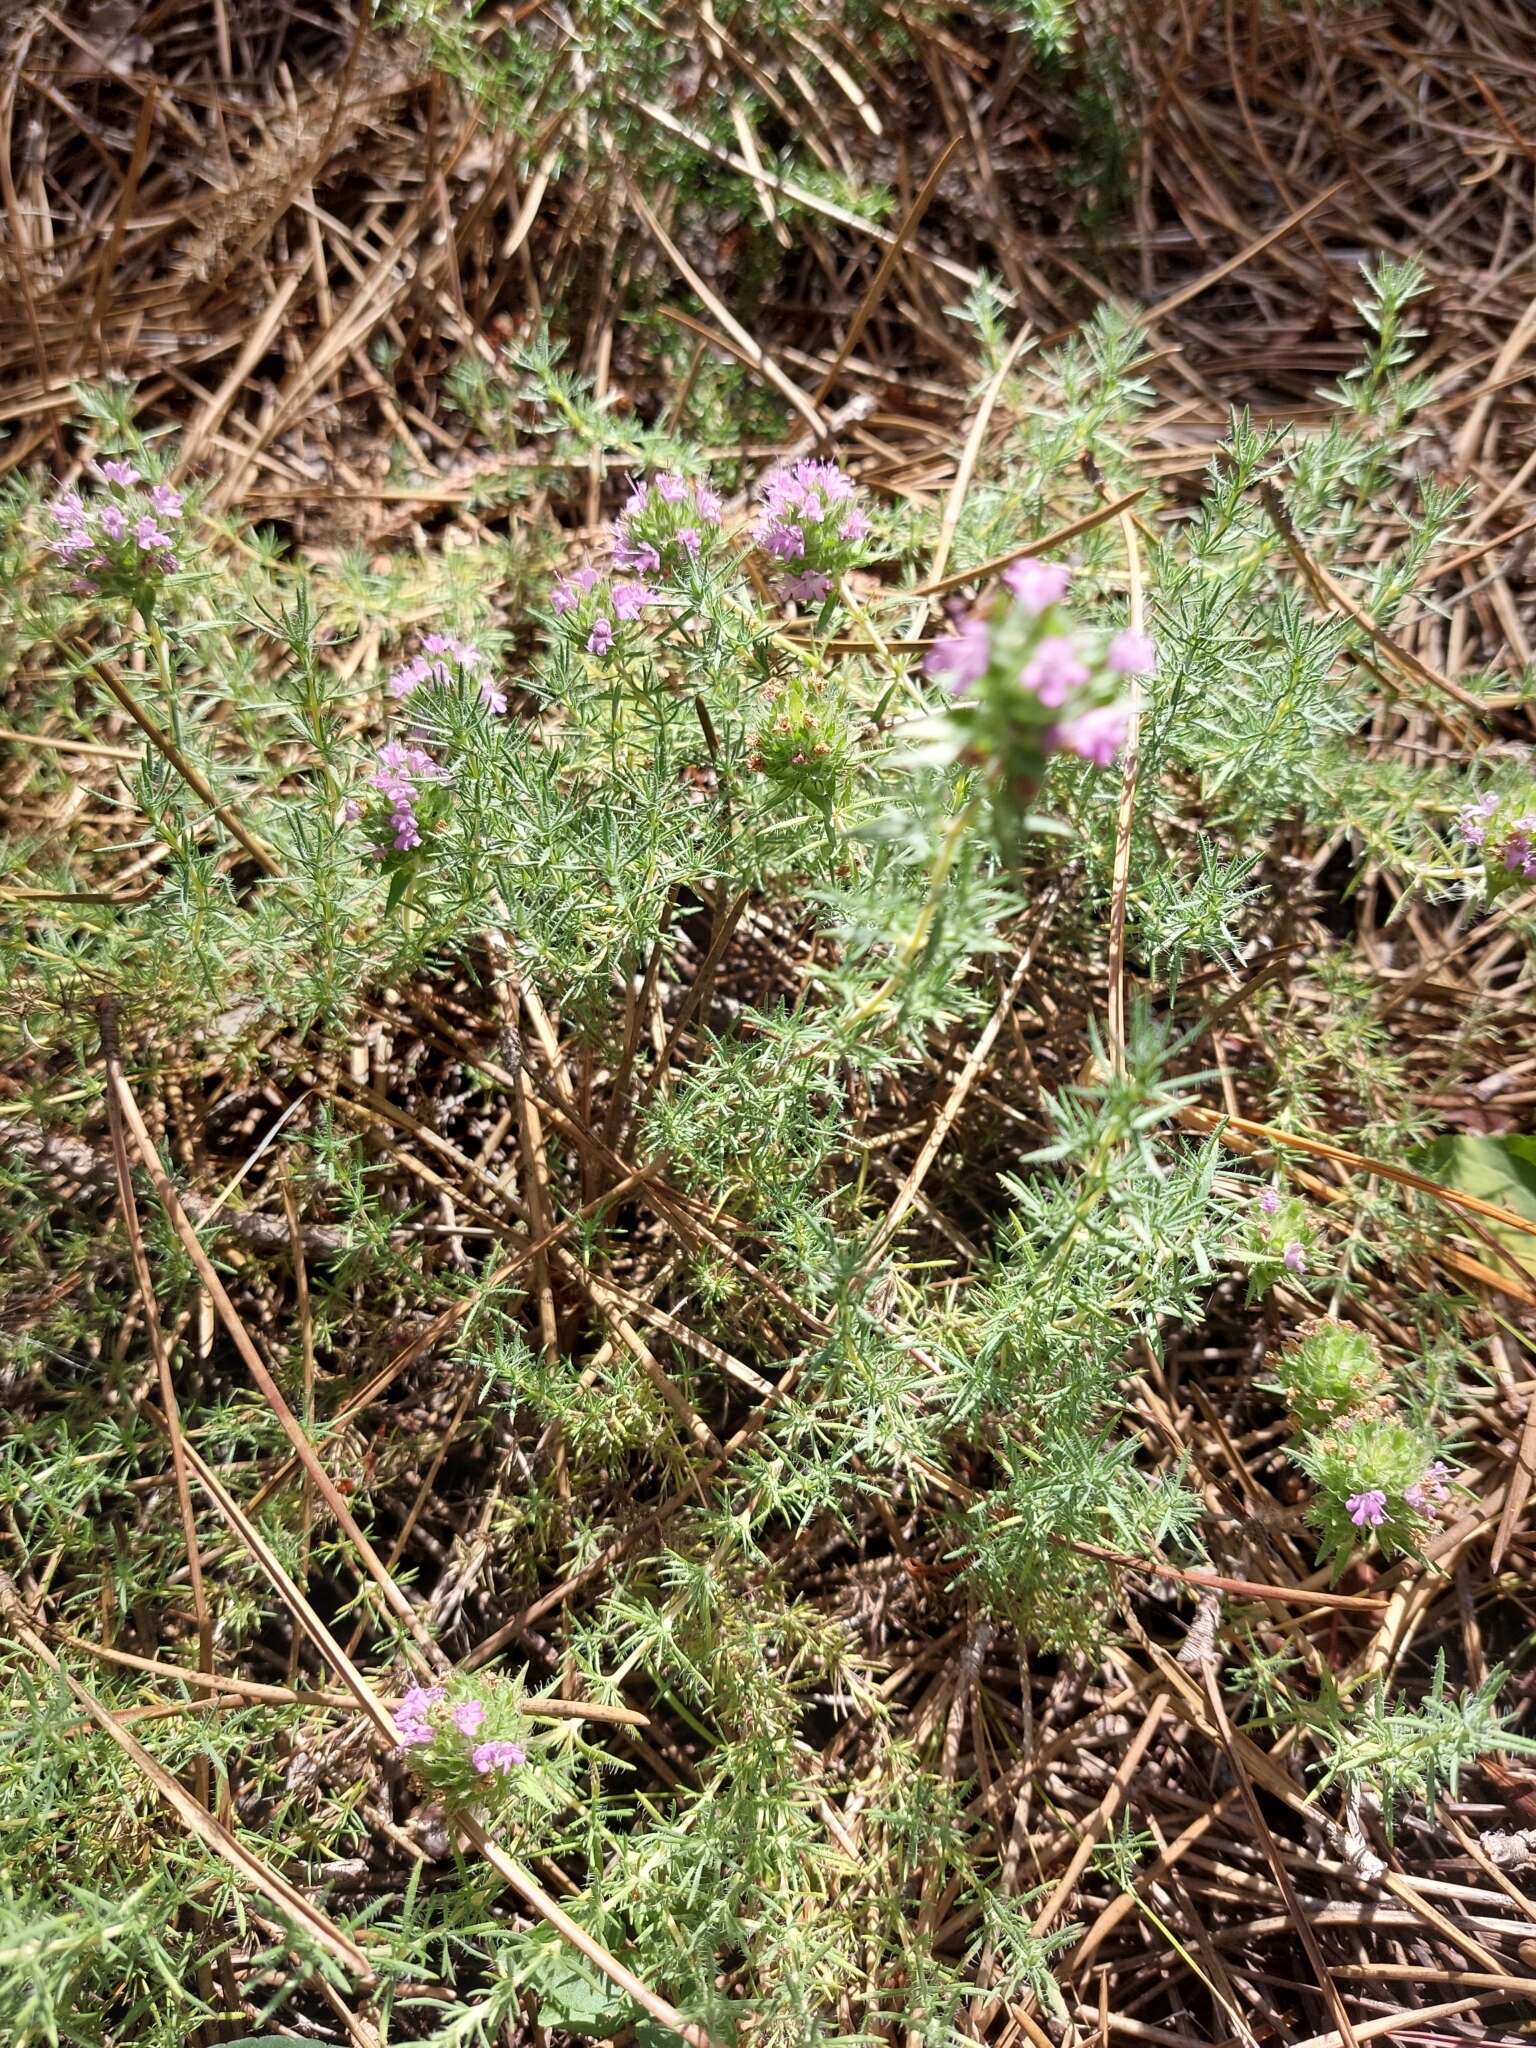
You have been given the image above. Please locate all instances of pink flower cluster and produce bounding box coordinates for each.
[551,563,659,656]
[1457,793,1497,847]
[1458,793,1536,881]
[390,633,506,714]
[1346,1462,1452,1531]
[1404,1461,1452,1514]
[392,1686,527,1776]
[365,738,445,852]
[1500,818,1536,879]
[613,471,722,578]
[47,459,183,599]
[1253,1185,1306,1273]
[753,458,871,604]
[924,556,1148,769]
[394,1683,444,1746]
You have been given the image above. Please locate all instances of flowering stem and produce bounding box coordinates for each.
[842,787,981,1034]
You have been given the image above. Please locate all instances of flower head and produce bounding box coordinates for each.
[452,1699,487,1736]
[1405,1460,1452,1512]
[925,615,991,694]
[587,616,614,657]
[1458,793,1498,846]
[471,1739,526,1775]
[362,739,445,857]
[553,565,601,613]
[614,471,721,577]
[1020,635,1090,709]
[1502,820,1536,878]
[1052,700,1130,767]
[1258,1186,1281,1216]
[1346,1489,1387,1529]
[388,634,502,711]
[394,1683,445,1747]
[1002,556,1070,615]
[1283,1240,1307,1273]
[754,458,869,603]
[1108,627,1156,676]
[613,534,662,574]
[45,462,183,602]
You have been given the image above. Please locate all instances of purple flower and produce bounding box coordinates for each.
[44,467,186,599]
[753,459,865,576]
[366,739,444,855]
[471,1739,526,1775]
[611,581,656,622]
[1283,1240,1306,1273]
[1020,635,1089,709]
[394,1683,445,1746]
[780,570,831,604]
[452,1699,487,1736]
[1458,793,1498,846]
[759,521,805,562]
[368,739,441,803]
[1108,627,1156,676]
[611,472,726,580]
[925,615,991,694]
[342,796,364,823]
[553,565,601,612]
[612,536,662,574]
[1051,701,1130,767]
[1002,557,1070,615]
[389,656,428,699]
[587,616,614,656]
[1406,1460,1451,1512]
[1501,821,1536,877]
[1346,1489,1387,1529]
[389,636,500,709]
[1258,1186,1281,1216]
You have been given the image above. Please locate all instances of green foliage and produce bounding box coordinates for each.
[1305,1656,1536,1839]
[0,222,1517,2044]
